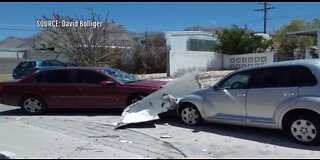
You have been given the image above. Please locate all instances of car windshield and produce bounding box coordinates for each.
[104,68,141,83]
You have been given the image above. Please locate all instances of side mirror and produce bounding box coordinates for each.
[100,80,116,86]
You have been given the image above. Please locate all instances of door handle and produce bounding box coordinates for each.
[78,88,82,91]
[237,93,246,97]
[283,92,295,97]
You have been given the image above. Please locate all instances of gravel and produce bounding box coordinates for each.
[137,70,234,88]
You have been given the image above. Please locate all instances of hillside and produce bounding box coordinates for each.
[0,24,223,50]
[0,36,30,49]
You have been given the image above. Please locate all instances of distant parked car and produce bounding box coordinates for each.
[12,60,67,79]
[0,67,167,115]
[176,59,320,145]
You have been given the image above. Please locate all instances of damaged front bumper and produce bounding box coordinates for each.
[115,71,201,128]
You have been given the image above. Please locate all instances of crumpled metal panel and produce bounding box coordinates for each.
[115,71,201,128]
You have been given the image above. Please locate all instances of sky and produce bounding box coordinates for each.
[0,2,319,41]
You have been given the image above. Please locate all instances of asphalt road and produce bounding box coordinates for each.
[0,104,320,158]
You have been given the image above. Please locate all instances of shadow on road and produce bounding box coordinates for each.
[2,107,319,151]
[153,113,320,151]
[0,108,124,116]
[116,121,157,129]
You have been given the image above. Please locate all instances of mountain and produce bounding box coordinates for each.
[0,24,227,50]
[0,36,28,48]
[184,25,228,33]
[0,22,132,50]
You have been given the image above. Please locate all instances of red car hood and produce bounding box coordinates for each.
[125,80,168,89]
[0,79,20,84]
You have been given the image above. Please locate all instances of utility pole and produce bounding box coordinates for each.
[254,2,275,33]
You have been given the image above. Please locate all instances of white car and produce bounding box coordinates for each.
[177,59,320,145]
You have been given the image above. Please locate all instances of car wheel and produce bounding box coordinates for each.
[179,104,202,125]
[286,115,320,145]
[128,94,145,105]
[21,96,47,115]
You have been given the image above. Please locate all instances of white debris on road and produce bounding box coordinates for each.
[119,140,133,144]
[115,71,201,128]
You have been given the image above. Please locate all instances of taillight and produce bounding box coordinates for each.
[32,67,39,71]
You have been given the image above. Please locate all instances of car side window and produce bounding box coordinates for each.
[218,70,253,90]
[17,62,28,68]
[295,66,317,87]
[30,62,36,68]
[17,62,36,68]
[76,70,108,84]
[41,61,50,66]
[49,60,66,67]
[43,70,72,83]
[255,66,297,88]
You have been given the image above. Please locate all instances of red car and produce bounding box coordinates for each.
[0,67,167,114]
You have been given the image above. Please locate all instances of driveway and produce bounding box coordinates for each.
[0,104,320,158]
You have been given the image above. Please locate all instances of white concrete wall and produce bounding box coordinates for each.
[168,51,222,76]
[166,35,188,52]
[0,51,24,59]
[164,31,276,75]
[223,52,275,70]
[165,31,221,76]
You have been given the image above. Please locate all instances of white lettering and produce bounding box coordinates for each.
[79,20,103,28]
[36,19,59,27]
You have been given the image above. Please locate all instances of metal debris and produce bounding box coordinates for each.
[160,135,172,139]
[119,140,133,143]
[88,135,120,139]
[115,71,201,128]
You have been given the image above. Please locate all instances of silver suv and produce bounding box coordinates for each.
[177,59,320,145]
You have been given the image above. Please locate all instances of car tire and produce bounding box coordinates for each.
[127,94,145,105]
[179,104,202,126]
[20,96,47,115]
[285,115,320,145]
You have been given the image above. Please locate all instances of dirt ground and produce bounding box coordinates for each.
[137,70,234,88]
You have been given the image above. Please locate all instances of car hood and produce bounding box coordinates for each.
[124,80,168,89]
[190,88,210,96]
[0,79,21,84]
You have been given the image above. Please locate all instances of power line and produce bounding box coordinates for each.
[269,14,320,20]
[254,2,275,33]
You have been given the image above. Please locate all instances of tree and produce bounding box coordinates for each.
[37,10,168,74]
[38,9,127,67]
[131,33,168,74]
[214,26,272,55]
[273,19,316,61]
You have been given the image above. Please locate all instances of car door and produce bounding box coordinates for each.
[245,66,298,125]
[35,70,79,108]
[75,70,122,108]
[203,70,255,123]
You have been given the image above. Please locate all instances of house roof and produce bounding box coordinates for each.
[164,31,213,36]
[287,28,319,37]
